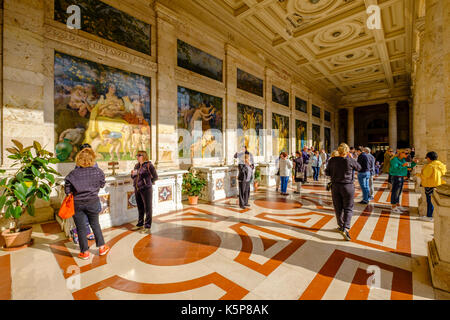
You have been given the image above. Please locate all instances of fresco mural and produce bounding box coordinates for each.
[237,103,264,156]
[325,110,331,122]
[177,86,223,159]
[295,97,307,113]
[312,104,321,118]
[296,119,307,152]
[272,113,289,155]
[272,86,289,107]
[312,124,321,151]
[237,69,263,97]
[54,52,151,162]
[324,127,331,153]
[177,40,223,82]
[54,0,151,55]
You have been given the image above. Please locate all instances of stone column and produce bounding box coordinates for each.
[347,107,354,147]
[388,101,397,150]
[334,109,340,149]
[154,3,179,169]
[289,85,295,154]
[307,93,313,148]
[320,108,325,151]
[264,67,273,162]
[224,44,239,165]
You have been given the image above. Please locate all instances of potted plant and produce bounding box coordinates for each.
[253,167,261,191]
[0,140,59,249]
[182,170,207,205]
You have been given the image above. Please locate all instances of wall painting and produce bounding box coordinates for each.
[296,119,307,152]
[237,103,264,156]
[272,86,289,107]
[312,105,321,118]
[324,127,331,153]
[272,113,289,155]
[237,68,263,97]
[54,0,151,55]
[54,52,151,162]
[312,124,321,151]
[177,86,223,159]
[177,40,223,82]
[295,97,307,113]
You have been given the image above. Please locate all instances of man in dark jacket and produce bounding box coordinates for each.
[237,154,253,209]
[356,147,371,204]
[293,151,304,194]
[365,147,376,200]
[302,146,310,183]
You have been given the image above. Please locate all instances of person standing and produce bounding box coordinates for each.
[365,147,376,200]
[131,150,158,234]
[319,149,328,178]
[355,147,371,204]
[275,152,282,192]
[325,143,362,241]
[64,148,109,260]
[279,152,292,196]
[382,148,394,189]
[416,151,447,221]
[293,151,305,194]
[301,146,310,183]
[237,153,253,209]
[311,150,323,182]
[389,149,417,213]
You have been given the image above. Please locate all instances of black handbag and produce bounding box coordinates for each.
[326,181,332,191]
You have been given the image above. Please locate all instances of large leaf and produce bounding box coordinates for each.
[31,165,40,177]
[44,173,55,184]
[12,206,23,219]
[5,205,14,219]
[11,140,24,152]
[35,158,49,165]
[13,189,26,202]
[0,169,6,174]
[8,154,20,160]
[0,177,7,187]
[0,195,7,211]
[27,204,35,217]
[48,158,59,164]
[6,147,19,155]
[33,141,42,151]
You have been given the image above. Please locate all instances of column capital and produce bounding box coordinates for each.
[388,100,398,108]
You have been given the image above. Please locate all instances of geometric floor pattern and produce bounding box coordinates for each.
[0,175,438,299]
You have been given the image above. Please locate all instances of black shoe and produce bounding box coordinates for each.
[359,201,369,204]
[293,191,300,194]
[336,226,344,232]
[131,225,144,231]
[244,204,251,207]
[342,230,351,241]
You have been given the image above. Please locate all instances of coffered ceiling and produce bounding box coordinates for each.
[173,0,415,106]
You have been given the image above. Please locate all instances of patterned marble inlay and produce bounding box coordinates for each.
[216,178,224,191]
[158,186,173,202]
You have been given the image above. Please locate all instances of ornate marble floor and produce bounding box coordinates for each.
[0,175,439,300]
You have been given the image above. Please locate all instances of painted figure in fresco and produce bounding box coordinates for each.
[189,101,215,131]
[178,87,193,129]
[58,127,86,161]
[139,126,150,152]
[97,84,127,118]
[67,85,93,118]
[131,128,143,158]
[274,115,288,154]
[91,130,122,160]
[121,124,134,156]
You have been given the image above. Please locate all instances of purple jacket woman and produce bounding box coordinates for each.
[130,151,158,233]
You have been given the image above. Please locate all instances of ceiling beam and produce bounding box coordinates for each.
[236,0,277,20]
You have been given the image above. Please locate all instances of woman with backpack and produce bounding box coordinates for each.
[293,151,304,194]
[131,150,158,234]
[416,151,447,221]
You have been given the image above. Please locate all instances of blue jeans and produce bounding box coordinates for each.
[425,187,434,218]
[357,171,371,202]
[313,167,320,181]
[73,198,105,253]
[390,176,404,205]
[280,176,289,193]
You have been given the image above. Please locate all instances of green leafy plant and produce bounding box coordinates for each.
[0,140,60,233]
[254,167,261,182]
[182,170,207,197]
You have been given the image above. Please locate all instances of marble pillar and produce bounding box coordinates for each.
[307,94,313,148]
[155,3,179,169]
[264,67,273,162]
[347,107,354,147]
[388,101,397,150]
[224,44,239,165]
[289,85,296,155]
[334,110,340,149]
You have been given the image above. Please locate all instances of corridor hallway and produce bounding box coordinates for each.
[0,175,440,300]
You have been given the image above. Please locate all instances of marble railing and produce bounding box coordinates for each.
[55,169,187,236]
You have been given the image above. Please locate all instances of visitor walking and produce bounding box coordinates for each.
[365,147,376,200]
[382,148,394,189]
[319,149,328,177]
[356,147,371,204]
[293,151,305,194]
[131,150,158,234]
[311,150,323,181]
[64,148,109,260]
[237,153,253,209]
[302,146,310,183]
[279,152,292,196]
[325,143,362,241]
[389,149,417,213]
[416,151,447,221]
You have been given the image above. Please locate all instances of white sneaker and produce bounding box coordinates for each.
[391,207,402,213]
[419,216,433,222]
[398,206,409,211]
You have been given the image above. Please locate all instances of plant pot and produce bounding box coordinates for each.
[1,226,32,248]
[188,196,199,205]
